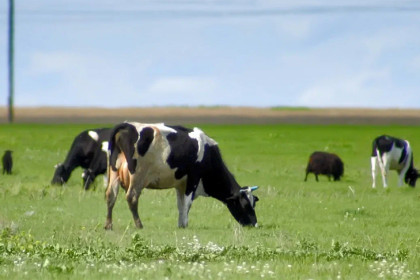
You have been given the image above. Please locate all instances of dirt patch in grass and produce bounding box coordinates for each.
[1,106,420,125]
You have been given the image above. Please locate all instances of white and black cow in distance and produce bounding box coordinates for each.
[51,128,112,190]
[371,135,419,188]
[105,122,259,230]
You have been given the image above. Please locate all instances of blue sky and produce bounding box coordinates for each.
[1,0,420,108]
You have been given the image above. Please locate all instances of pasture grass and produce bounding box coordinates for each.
[1,123,420,279]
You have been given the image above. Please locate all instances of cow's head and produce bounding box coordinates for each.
[51,163,69,185]
[405,168,419,187]
[82,169,95,190]
[226,186,259,227]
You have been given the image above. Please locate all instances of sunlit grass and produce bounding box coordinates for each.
[1,123,420,279]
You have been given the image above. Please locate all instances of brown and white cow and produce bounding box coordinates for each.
[104,122,259,230]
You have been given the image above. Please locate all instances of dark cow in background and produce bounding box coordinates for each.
[304,151,344,182]
[51,128,112,190]
[371,135,418,188]
[2,150,13,175]
[104,122,259,230]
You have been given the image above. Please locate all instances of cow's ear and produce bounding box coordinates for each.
[226,193,239,202]
[254,195,259,202]
[239,187,251,194]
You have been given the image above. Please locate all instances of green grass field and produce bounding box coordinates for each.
[1,123,420,279]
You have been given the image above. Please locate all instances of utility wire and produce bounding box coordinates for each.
[3,5,420,22]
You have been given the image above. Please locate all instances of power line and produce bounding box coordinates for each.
[6,5,420,21]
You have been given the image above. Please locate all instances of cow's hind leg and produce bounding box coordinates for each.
[105,170,120,230]
[371,156,377,188]
[378,154,389,188]
[176,188,193,228]
[126,176,143,229]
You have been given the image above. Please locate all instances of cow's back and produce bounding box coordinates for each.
[372,135,405,155]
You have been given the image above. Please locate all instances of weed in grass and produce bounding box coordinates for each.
[343,206,366,220]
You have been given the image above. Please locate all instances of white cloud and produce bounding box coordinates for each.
[297,70,391,107]
[4,1,420,109]
[362,26,420,64]
[409,55,420,70]
[19,51,140,107]
[148,77,215,94]
[145,76,218,105]
[28,51,83,75]
[274,18,313,39]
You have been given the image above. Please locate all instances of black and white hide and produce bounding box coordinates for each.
[371,135,418,188]
[104,122,259,230]
[51,128,112,189]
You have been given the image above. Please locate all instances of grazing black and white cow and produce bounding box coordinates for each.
[371,135,419,188]
[51,128,112,190]
[2,150,13,175]
[104,122,259,230]
[304,151,344,182]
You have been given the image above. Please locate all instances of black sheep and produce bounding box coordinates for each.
[2,150,13,175]
[304,151,344,182]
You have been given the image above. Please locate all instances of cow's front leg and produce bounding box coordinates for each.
[105,170,120,230]
[176,188,193,228]
[398,155,411,187]
[398,168,409,187]
[397,174,404,186]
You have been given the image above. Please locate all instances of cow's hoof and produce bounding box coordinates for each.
[104,224,113,230]
[135,224,144,229]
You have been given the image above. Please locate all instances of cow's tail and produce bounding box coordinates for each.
[371,138,382,166]
[371,138,378,157]
[108,123,139,175]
